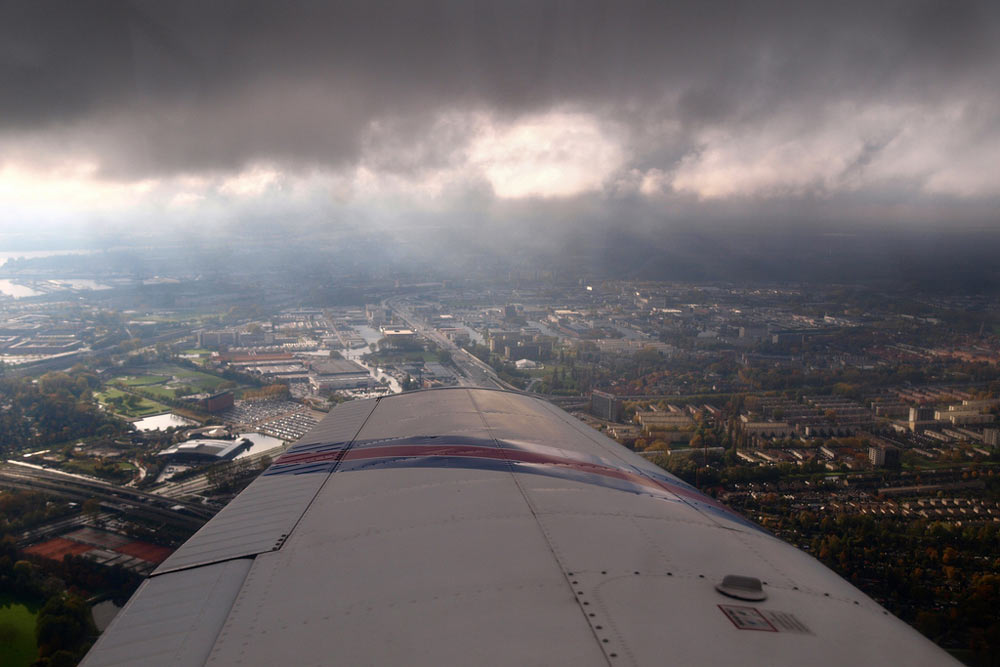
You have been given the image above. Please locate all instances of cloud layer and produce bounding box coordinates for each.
[2,0,999,235]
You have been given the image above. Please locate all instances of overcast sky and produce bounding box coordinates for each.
[2,0,999,242]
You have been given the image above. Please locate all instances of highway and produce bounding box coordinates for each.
[17,511,117,547]
[385,297,516,391]
[0,462,214,530]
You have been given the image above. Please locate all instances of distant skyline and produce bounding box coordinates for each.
[2,1,1000,241]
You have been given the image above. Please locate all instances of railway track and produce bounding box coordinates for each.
[0,463,216,528]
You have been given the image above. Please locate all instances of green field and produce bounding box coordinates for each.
[62,458,136,480]
[0,594,39,667]
[140,384,184,400]
[115,365,228,389]
[94,388,169,418]
[145,364,230,392]
[116,374,169,387]
[106,364,232,404]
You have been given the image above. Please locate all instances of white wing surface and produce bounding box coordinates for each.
[82,388,958,666]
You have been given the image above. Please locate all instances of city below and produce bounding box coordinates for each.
[0,243,998,664]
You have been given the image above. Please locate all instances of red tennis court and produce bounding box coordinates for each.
[24,537,93,560]
[115,541,172,564]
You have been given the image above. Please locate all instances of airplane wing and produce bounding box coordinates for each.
[81,388,958,666]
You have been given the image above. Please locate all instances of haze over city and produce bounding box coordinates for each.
[3,1,1000,276]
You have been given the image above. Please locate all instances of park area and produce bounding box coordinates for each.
[95,363,237,419]
[93,387,168,418]
[0,594,40,667]
[112,363,233,398]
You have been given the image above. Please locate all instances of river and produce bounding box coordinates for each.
[340,325,402,393]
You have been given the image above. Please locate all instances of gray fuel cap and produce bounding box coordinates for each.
[715,575,767,601]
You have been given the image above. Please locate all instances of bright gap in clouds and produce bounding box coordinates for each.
[3,99,1000,233]
[468,111,624,199]
[0,160,153,208]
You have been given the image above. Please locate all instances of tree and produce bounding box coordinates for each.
[35,593,95,661]
[82,498,100,523]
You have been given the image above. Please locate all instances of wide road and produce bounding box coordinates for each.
[385,298,515,391]
[0,462,215,525]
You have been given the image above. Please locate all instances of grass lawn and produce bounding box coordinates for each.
[141,384,185,400]
[0,594,40,667]
[116,374,169,387]
[94,388,170,418]
[62,458,135,480]
[146,364,229,392]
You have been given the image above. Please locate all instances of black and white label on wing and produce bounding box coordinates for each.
[719,605,812,634]
[719,605,777,632]
[760,609,812,634]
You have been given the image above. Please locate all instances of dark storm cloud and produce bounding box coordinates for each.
[3,0,999,179]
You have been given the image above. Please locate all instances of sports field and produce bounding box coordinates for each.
[24,528,173,566]
[0,594,39,667]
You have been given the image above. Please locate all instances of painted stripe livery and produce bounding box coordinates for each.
[263,434,760,531]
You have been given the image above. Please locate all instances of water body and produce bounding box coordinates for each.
[351,325,383,349]
[91,600,122,632]
[339,326,402,393]
[367,362,402,394]
[341,349,401,393]
[234,432,284,459]
[0,279,42,298]
[133,413,197,432]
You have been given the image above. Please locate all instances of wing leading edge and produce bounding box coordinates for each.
[82,388,958,666]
